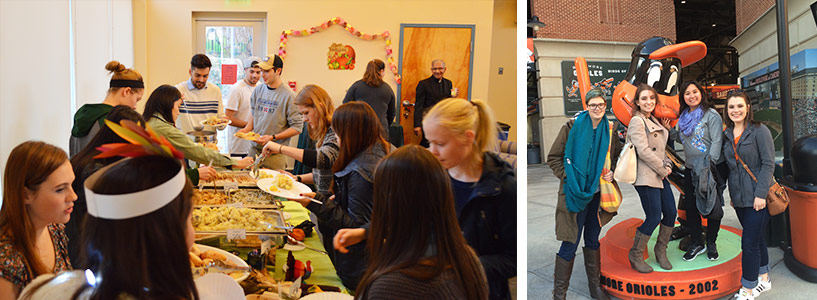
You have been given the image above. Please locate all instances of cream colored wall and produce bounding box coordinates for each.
[730,0,817,76]
[132,0,514,133]
[532,38,635,159]
[487,0,518,142]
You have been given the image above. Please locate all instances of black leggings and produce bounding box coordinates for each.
[683,168,722,242]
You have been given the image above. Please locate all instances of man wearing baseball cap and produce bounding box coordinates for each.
[224,56,262,157]
[238,54,303,170]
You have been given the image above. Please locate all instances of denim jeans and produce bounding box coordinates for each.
[557,193,602,261]
[735,206,770,289]
[635,179,677,235]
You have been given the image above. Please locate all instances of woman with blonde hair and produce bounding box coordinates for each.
[342,59,396,139]
[422,98,516,300]
[70,61,144,156]
[263,84,339,195]
[0,141,77,298]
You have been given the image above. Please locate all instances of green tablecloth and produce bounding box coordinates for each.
[274,201,347,292]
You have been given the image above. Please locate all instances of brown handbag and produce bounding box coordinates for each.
[732,143,789,216]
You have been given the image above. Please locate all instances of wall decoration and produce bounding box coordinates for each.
[278,17,400,83]
[221,64,237,85]
[327,43,355,70]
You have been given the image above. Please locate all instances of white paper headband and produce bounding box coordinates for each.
[84,160,186,220]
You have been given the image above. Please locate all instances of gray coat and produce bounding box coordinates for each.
[722,124,775,208]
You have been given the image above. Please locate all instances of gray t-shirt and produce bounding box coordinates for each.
[250,82,303,152]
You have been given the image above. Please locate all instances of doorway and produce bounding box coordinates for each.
[397,24,475,145]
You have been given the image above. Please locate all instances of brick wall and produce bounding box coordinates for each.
[531,0,677,42]
[735,0,774,35]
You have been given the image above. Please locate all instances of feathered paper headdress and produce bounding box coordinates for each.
[93,119,184,160]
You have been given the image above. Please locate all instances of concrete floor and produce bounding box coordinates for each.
[527,163,817,299]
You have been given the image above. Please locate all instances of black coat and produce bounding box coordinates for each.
[414,75,453,127]
[457,152,517,300]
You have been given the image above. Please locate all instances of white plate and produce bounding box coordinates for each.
[250,168,278,180]
[300,292,353,300]
[257,176,312,199]
[282,243,305,251]
[194,244,250,282]
[199,118,231,129]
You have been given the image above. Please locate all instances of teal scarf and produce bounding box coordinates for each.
[564,111,610,213]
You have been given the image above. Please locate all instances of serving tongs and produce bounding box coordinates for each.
[249,153,266,178]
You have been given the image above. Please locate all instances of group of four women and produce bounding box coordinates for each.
[0,60,516,300]
[550,82,776,300]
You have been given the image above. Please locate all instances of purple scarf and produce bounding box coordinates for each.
[678,107,704,137]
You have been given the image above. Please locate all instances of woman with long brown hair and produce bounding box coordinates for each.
[0,141,77,298]
[262,84,339,195]
[342,59,396,138]
[70,61,144,156]
[354,145,488,299]
[285,101,391,290]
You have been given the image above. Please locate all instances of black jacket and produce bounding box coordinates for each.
[457,152,517,300]
[305,142,388,290]
[414,75,453,127]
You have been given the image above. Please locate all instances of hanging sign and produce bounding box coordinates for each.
[328,43,356,70]
[221,64,237,85]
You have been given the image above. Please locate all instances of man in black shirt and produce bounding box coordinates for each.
[414,59,457,147]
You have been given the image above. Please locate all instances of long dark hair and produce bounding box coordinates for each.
[142,85,182,125]
[80,156,198,300]
[723,90,759,129]
[355,145,488,299]
[72,105,146,172]
[362,59,385,87]
[331,102,389,173]
[679,81,712,113]
[1,141,68,281]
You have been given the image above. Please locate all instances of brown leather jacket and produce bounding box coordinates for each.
[547,119,622,243]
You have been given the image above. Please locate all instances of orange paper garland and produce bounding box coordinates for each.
[278,17,401,84]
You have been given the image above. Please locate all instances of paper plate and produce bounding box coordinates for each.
[194,244,250,282]
[300,292,353,300]
[283,243,305,251]
[257,176,312,200]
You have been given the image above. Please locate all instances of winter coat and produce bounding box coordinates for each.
[722,124,775,208]
[456,152,516,300]
[547,119,622,243]
[628,114,672,188]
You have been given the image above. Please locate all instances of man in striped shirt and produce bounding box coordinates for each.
[175,54,224,134]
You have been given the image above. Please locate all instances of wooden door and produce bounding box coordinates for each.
[398,25,474,145]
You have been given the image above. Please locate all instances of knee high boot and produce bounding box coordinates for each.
[583,247,610,300]
[655,224,673,270]
[629,231,653,273]
[553,255,574,300]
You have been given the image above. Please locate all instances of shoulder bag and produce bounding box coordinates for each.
[613,117,648,185]
[732,142,789,216]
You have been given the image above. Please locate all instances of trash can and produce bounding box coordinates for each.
[527,144,541,165]
[783,134,817,282]
[498,122,511,141]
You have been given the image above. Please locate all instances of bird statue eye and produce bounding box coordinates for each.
[646,62,662,88]
[664,65,679,94]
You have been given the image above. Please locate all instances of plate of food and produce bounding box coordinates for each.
[235,131,261,141]
[200,116,231,130]
[251,168,278,180]
[300,292,353,300]
[197,142,220,151]
[257,173,312,200]
[190,244,250,282]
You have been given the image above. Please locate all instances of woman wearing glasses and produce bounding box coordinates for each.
[547,88,622,300]
[722,90,774,300]
[627,84,675,274]
[661,81,724,262]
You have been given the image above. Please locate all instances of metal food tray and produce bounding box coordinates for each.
[193,209,288,235]
[193,189,283,209]
[199,170,257,187]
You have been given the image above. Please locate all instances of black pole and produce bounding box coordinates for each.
[776,0,794,176]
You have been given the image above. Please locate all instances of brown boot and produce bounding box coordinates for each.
[629,230,653,273]
[654,224,673,270]
[552,255,574,300]
[583,247,610,300]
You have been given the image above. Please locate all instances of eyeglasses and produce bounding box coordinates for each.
[587,103,606,110]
